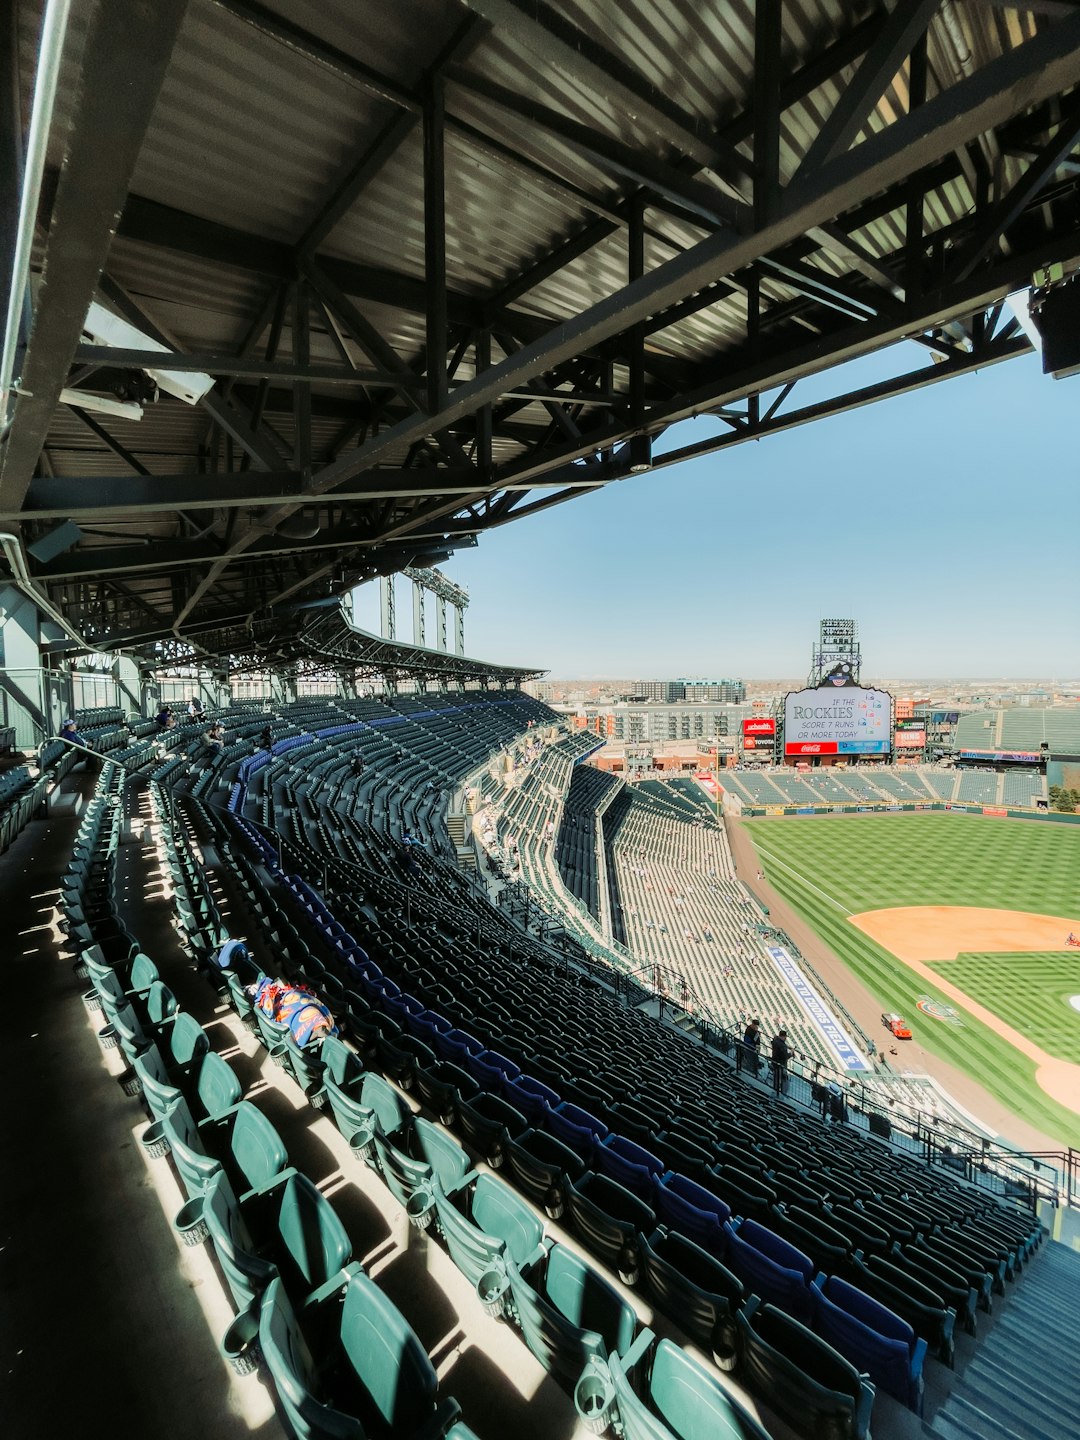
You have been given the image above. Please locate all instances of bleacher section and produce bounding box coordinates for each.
[719,765,1049,811]
[954,707,1080,755]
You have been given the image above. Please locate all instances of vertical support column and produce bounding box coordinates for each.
[0,586,48,745]
[455,603,465,656]
[293,278,311,477]
[423,72,447,415]
[627,197,646,453]
[905,34,928,302]
[475,329,492,474]
[113,654,142,716]
[412,579,425,646]
[437,594,448,651]
[379,574,396,639]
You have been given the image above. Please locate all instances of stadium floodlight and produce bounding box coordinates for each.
[82,300,215,405]
[58,387,143,420]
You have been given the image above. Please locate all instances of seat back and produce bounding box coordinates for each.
[649,1337,768,1440]
[544,1243,636,1357]
[339,1271,438,1434]
[259,1278,363,1440]
[145,981,178,1029]
[811,1278,917,1409]
[737,1303,873,1440]
[194,1050,242,1121]
[275,1173,352,1292]
[722,1222,812,1321]
[639,1230,743,1354]
[229,1101,290,1193]
[128,951,160,995]
[168,1011,209,1069]
[133,1044,181,1122]
[654,1173,730,1255]
[162,1100,221,1198]
[414,1117,471,1192]
[472,1172,544,1269]
[361,1072,411,1136]
[321,1034,362,1089]
[203,1172,278,1310]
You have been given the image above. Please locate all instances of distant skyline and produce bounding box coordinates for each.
[355,346,1079,677]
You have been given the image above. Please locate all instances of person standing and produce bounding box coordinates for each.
[771,1027,792,1095]
[739,1018,761,1075]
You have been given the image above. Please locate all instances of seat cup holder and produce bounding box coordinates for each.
[574,1362,615,1435]
[220,1305,262,1376]
[406,1187,435,1231]
[347,1124,378,1167]
[476,1264,509,1318]
[139,1119,171,1159]
[174,1197,209,1248]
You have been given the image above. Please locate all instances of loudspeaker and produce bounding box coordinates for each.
[1031,275,1080,379]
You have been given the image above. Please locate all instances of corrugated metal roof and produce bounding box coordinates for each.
[9,0,1079,655]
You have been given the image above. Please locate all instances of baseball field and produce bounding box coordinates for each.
[744,812,1080,1149]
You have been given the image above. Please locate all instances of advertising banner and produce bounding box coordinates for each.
[743,736,756,750]
[895,730,926,749]
[784,684,891,757]
[767,946,870,1071]
[743,717,776,737]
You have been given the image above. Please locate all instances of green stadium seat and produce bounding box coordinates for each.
[507,1242,637,1391]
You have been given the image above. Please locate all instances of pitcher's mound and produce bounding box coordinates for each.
[850,906,1080,963]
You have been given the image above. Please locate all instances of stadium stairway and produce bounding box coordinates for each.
[926,1239,1080,1440]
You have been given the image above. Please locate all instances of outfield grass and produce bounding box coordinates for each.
[745,813,1080,1148]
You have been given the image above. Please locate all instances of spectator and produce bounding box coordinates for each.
[259,726,273,750]
[155,704,174,732]
[203,722,225,754]
[60,717,93,750]
[187,695,206,721]
[739,1017,761,1075]
[771,1027,792,1095]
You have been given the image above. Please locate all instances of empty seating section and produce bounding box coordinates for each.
[554,765,620,918]
[721,764,1048,809]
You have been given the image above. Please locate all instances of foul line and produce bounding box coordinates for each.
[750,840,853,917]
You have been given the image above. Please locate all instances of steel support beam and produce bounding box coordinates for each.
[947,96,1080,282]
[796,0,941,179]
[307,13,1080,498]
[69,345,401,387]
[424,71,448,414]
[0,0,190,511]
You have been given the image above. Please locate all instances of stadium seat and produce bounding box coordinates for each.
[639,1228,744,1362]
[433,1171,546,1286]
[722,1218,814,1321]
[606,1331,772,1440]
[201,1170,279,1311]
[505,1128,587,1219]
[736,1298,876,1440]
[507,1242,637,1391]
[565,1171,656,1284]
[652,1171,731,1256]
[811,1273,926,1413]
[847,1254,956,1366]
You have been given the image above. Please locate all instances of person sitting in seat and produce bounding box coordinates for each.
[60,717,93,750]
[155,704,174,731]
[187,695,206,721]
[203,722,225,755]
[259,725,273,750]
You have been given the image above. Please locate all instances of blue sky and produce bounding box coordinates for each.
[357,345,1079,679]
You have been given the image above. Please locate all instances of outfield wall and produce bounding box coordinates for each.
[731,800,1080,825]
